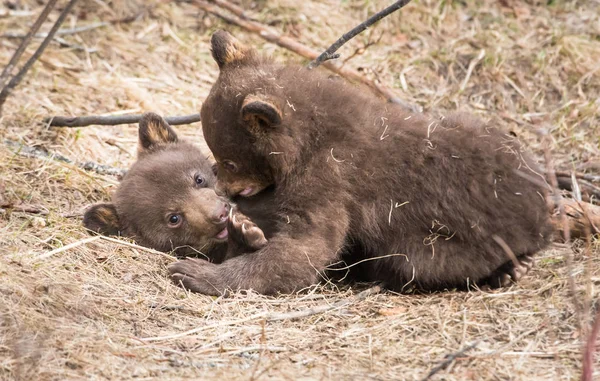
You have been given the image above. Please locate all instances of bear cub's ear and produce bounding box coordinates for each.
[211,30,251,69]
[241,94,282,133]
[138,112,178,155]
[83,203,121,237]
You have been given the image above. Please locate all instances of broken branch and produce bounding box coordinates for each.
[0,0,79,114]
[4,139,127,178]
[45,113,201,127]
[421,341,480,381]
[0,0,59,89]
[308,0,412,69]
[194,0,419,112]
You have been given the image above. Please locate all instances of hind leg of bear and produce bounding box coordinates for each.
[480,254,534,289]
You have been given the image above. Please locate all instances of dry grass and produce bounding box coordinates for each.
[1,0,599,379]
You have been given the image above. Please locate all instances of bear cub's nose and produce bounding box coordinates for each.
[213,202,230,223]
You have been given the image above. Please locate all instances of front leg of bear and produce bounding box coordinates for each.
[168,209,349,295]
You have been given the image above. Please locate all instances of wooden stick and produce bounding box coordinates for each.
[0,0,79,113]
[553,198,600,238]
[0,0,59,89]
[557,176,600,202]
[45,113,201,127]
[554,171,600,183]
[582,300,600,381]
[195,0,419,112]
[308,0,412,69]
[2,21,109,39]
[4,139,127,178]
[420,341,480,381]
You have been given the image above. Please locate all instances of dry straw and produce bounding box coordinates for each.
[0,0,599,379]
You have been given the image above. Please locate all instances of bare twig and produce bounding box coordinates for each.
[2,9,145,39]
[0,0,59,89]
[2,21,109,39]
[554,171,600,183]
[420,341,480,381]
[4,139,127,178]
[0,0,79,114]
[35,236,100,261]
[192,0,420,112]
[0,203,49,215]
[0,9,36,18]
[557,176,600,202]
[308,0,412,69]
[45,113,201,127]
[552,198,600,241]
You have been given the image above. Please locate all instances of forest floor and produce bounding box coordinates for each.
[1,0,599,379]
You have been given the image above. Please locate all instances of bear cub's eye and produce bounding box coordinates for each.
[222,160,238,173]
[194,173,205,187]
[167,214,183,227]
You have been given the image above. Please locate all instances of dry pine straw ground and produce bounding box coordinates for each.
[0,0,599,379]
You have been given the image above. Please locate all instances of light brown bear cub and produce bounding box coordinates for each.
[168,31,553,295]
[84,112,267,261]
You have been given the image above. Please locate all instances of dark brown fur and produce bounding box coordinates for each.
[168,31,553,295]
[84,112,268,261]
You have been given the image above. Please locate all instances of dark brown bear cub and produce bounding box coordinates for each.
[84,112,267,262]
[169,31,553,295]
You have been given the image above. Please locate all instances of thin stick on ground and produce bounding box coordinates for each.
[45,113,201,127]
[2,21,109,39]
[307,0,412,69]
[142,285,381,342]
[4,139,127,178]
[0,0,79,114]
[554,171,600,183]
[420,341,480,381]
[35,236,100,261]
[193,0,419,112]
[2,11,147,39]
[0,0,59,89]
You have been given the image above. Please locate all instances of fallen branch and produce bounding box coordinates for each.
[0,0,79,114]
[308,0,412,69]
[194,0,420,112]
[420,341,480,381]
[555,171,600,183]
[0,0,59,89]
[557,176,600,202]
[141,285,381,342]
[2,21,109,39]
[553,198,600,239]
[2,10,145,40]
[4,139,127,178]
[45,113,201,128]
[0,9,36,18]
[0,203,49,215]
